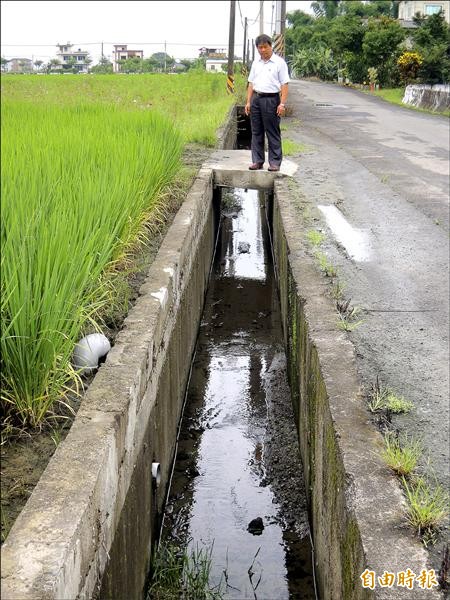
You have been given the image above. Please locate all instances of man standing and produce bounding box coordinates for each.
[245,34,290,172]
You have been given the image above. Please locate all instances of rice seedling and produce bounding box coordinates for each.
[402,475,449,545]
[1,72,242,431]
[1,99,183,428]
[382,432,422,477]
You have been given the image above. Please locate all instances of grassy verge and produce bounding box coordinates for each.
[371,87,450,117]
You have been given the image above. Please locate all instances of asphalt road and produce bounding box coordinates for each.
[284,80,449,567]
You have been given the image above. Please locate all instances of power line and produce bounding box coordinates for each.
[237,1,245,29]
[248,3,263,25]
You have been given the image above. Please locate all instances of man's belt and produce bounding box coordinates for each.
[253,91,279,97]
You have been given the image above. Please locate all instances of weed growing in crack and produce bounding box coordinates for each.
[336,298,364,332]
[382,432,422,477]
[384,393,414,414]
[314,250,337,277]
[330,281,345,301]
[367,376,413,415]
[307,229,325,247]
[402,475,449,546]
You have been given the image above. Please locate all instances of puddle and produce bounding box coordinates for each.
[318,204,371,262]
[157,188,316,599]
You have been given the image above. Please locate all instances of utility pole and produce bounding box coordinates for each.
[242,16,247,76]
[164,41,167,72]
[227,0,235,94]
[273,0,286,57]
[101,42,104,61]
[260,1,264,35]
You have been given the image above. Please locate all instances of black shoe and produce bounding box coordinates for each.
[268,164,280,172]
[249,162,264,170]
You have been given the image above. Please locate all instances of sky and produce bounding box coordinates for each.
[1,0,313,64]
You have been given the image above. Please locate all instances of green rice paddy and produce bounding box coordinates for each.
[1,72,239,430]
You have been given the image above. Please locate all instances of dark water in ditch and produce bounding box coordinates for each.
[158,188,316,599]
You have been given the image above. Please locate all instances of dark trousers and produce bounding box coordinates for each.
[250,94,282,166]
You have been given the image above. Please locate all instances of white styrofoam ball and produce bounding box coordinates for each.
[72,333,111,375]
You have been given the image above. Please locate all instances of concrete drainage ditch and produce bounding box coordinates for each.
[1,108,439,600]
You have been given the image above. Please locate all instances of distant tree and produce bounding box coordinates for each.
[311,0,341,19]
[286,9,314,28]
[328,15,365,56]
[90,56,113,74]
[365,1,396,16]
[119,56,145,73]
[178,58,197,71]
[1,57,8,72]
[47,58,61,73]
[34,59,44,72]
[150,52,175,72]
[187,57,207,71]
[411,12,450,83]
[414,11,449,47]
[363,16,405,85]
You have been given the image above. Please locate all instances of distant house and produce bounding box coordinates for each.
[398,1,450,28]
[54,43,90,72]
[205,58,228,72]
[199,47,227,59]
[5,58,33,73]
[112,45,144,72]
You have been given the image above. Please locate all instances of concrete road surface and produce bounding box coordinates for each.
[284,80,449,570]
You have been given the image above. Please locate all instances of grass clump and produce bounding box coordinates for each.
[402,476,449,545]
[384,392,414,414]
[314,250,337,277]
[382,433,422,477]
[367,377,413,415]
[307,229,325,247]
[148,542,223,599]
[282,138,305,156]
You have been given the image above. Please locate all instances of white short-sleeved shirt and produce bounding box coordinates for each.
[248,52,290,93]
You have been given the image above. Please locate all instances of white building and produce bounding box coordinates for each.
[205,58,228,72]
[398,1,450,24]
[55,43,90,72]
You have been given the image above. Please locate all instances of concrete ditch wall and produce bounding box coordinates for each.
[402,84,450,112]
[271,179,441,600]
[1,168,217,599]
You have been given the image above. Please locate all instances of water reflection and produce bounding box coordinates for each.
[160,188,315,599]
[318,204,371,262]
